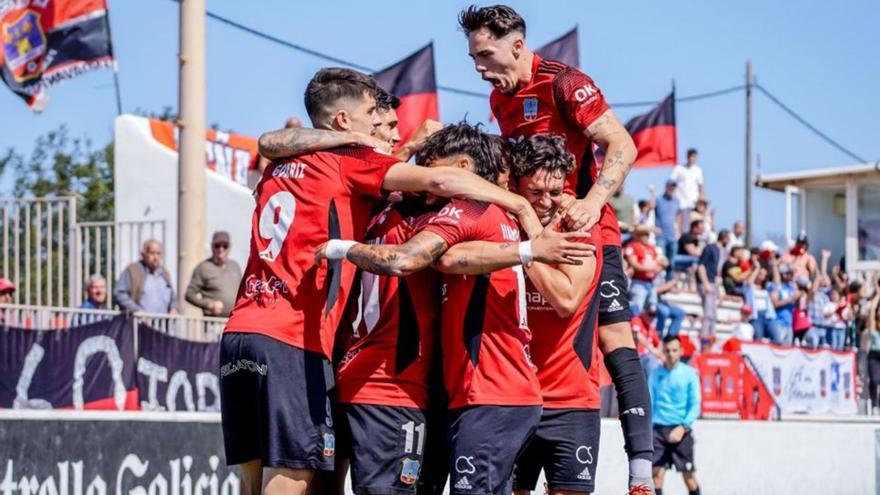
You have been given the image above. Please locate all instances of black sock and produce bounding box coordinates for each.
[655,489,663,495]
[689,487,700,495]
[605,347,654,461]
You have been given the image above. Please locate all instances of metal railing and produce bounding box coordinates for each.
[0,304,224,343]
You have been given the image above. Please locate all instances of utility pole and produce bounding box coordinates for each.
[178,0,206,315]
[745,60,753,247]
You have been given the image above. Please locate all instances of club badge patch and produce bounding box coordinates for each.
[322,432,335,457]
[523,97,538,121]
[400,457,421,485]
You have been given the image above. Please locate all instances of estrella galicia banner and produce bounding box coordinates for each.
[0,0,115,111]
[0,315,138,410]
[137,324,221,412]
[0,417,240,495]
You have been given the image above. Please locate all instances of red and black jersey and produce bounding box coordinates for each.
[526,225,604,409]
[224,147,399,359]
[419,199,542,409]
[335,202,441,410]
[491,54,621,246]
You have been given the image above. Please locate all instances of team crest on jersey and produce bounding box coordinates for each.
[399,457,421,485]
[523,97,539,121]
[2,10,47,83]
[322,432,335,457]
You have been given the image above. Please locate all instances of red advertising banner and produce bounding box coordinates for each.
[695,353,742,417]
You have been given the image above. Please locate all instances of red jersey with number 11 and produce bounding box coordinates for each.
[224,147,399,358]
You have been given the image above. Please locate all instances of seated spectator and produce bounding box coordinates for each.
[744,260,782,344]
[697,229,729,351]
[673,219,704,273]
[769,263,799,345]
[722,247,753,299]
[654,180,682,279]
[80,274,108,309]
[656,278,686,338]
[610,185,636,243]
[757,240,779,272]
[693,198,715,243]
[114,239,179,314]
[729,221,746,248]
[632,305,664,378]
[782,232,818,280]
[185,231,242,317]
[0,278,14,304]
[732,305,755,341]
[626,225,668,315]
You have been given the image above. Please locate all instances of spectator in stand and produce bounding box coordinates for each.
[656,278,686,338]
[697,229,729,351]
[655,180,682,279]
[610,184,637,244]
[859,228,880,261]
[650,335,702,495]
[626,225,668,315]
[114,239,179,314]
[670,148,705,234]
[632,305,664,378]
[769,263,799,346]
[722,246,753,299]
[744,257,782,344]
[729,221,746,248]
[826,288,851,350]
[0,278,14,304]
[80,274,108,309]
[674,220,704,273]
[636,188,659,246]
[865,285,880,414]
[691,198,715,244]
[782,232,818,280]
[757,240,779,273]
[791,275,817,346]
[185,231,242,317]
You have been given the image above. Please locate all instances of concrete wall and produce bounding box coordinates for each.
[805,188,846,265]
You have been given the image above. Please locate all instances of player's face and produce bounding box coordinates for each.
[514,168,565,226]
[373,109,401,147]
[339,91,381,135]
[663,340,682,367]
[468,28,522,94]
[423,154,474,205]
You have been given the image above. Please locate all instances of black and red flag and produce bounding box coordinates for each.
[1,0,115,112]
[625,91,678,168]
[373,43,439,146]
[535,27,579,67]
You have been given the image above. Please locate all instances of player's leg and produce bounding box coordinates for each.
[651,467,665,495]
[262,468,313,495]
[511,410,547,495]
[539,409,600,495]
[596,247,654,491]
[682,472,700,495]
[650,426,671,495]
[237,460,262,495]
[670,430,698,495]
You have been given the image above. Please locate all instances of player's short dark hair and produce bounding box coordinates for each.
[304,68,377,125]
[687,148,698,157]
[458,5,526,38]
[375,87,400,112]
[662,334,680,345]
[509,134,575,180]
[414,122,506,185]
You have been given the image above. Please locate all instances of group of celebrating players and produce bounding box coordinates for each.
[219,5,657,495]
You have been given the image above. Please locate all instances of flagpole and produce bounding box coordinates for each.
[745,60,753,247]
[103,0,122,115]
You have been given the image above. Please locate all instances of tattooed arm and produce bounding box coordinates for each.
[258,127,389,160]
[564,109,637,231]
[316,231,449,277]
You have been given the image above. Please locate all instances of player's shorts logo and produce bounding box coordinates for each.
[322,432,335,457]
[455,456,476,474]
[399,457,421,485]
[599,280,621,299]
[523,97,538,121]
[575,445,594,465]
[2,10,47,83]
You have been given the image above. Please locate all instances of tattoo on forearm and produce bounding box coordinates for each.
[259,129,350,159]
[586,114,611,139]
[347,234,448,276]
[347,245,402,276]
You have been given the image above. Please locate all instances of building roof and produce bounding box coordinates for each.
[755,162,880,192]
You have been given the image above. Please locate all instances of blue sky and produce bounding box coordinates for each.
[1,0,878,243]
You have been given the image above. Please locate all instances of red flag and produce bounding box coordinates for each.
[373,43,439,146]
[625,91,678,168]
[1,0,116,112]
[535,27,579,67]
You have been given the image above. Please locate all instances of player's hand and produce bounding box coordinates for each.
[531,214,595,265]
[314,242,330,263]
[667,425,687,443]
[398,119,444,157]
[517,201,544,239]
[565,198,602,232]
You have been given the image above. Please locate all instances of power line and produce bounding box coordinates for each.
[754,83,868,163]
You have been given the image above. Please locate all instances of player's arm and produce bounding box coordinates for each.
[566,109,637,231]
[316,231,449,277]
[381,164,543,237]
[394,119,444,161]
[436,216,595,275]
[258,127,388,160]
[526,253,597,319]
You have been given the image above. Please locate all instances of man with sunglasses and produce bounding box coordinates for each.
[185,231,242,317]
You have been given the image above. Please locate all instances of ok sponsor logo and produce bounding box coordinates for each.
[574,84,597,103]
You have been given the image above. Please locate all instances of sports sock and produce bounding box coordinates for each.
[605,347,654,488]
[655,489,663,495]
[689,487,701,495]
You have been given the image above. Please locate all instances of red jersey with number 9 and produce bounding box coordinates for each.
[490,54,621,246]
[419,199,542,409]
[224,146,399,358]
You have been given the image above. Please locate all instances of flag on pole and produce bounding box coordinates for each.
[535,27,579,67]
[1,0,116,112]
[625,91,678,168]
[373,43,439,146]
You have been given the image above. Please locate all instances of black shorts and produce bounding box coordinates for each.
[418,404,450,495]
[335,403,426,495]
[598,245,633,326]
[513,409,601,493]
[219,332,335,470]
[448,405,542,495]
[652,425,696,472]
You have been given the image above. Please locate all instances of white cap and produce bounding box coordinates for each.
[760,240,779,252]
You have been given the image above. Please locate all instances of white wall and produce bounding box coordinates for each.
[805,188,846,265]
[114,115,254,287]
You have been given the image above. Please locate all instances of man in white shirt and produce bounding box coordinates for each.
[669,148,705,234]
